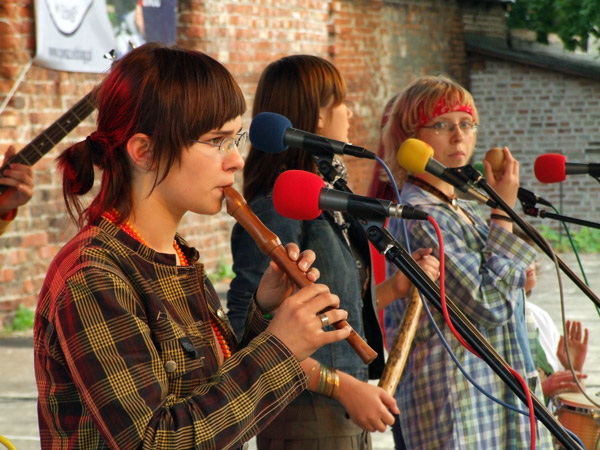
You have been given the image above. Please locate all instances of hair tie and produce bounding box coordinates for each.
[85,134,105,167]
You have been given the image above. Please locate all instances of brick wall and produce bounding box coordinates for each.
[461,1,508,41]
[333,0,468,194]
[0,0,498,325]
[470,57,600,228]
[0,1,100,319]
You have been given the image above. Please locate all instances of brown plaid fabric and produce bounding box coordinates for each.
[35,218,305,449]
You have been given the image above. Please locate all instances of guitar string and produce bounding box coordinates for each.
[13,95,95,166]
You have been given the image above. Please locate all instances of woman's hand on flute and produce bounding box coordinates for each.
[266,283,351,362]
[256,243,320,314]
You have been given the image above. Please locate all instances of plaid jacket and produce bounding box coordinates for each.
[34,218,305,449]
[385,182,553,449]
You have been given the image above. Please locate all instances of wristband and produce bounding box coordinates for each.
[490,213,513,223]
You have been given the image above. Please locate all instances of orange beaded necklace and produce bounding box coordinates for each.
[102,208,231,360]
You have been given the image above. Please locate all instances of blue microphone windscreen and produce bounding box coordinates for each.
[249,112,292,153]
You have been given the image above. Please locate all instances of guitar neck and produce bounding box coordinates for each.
[0,90,96,193]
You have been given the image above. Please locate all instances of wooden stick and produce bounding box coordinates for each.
[223,186,378,364]
[378,285,422,395]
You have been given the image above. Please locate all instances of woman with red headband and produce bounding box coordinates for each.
[380,75,553,449]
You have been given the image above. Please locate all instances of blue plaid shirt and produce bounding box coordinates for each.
[385,182,553,449]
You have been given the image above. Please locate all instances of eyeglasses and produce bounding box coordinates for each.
[190,131,248,155]
[420,121,479,135]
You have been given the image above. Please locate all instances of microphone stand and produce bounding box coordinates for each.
[459,165,600,310]
[521,202,600,229]
[310,152,351,192]
[310,157,580,447]
[361,218,582,449]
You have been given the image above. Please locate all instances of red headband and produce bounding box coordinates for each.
[419,98,473,128]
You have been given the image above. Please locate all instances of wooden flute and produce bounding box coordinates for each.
[223,186,378,364]
[378,285,422,395]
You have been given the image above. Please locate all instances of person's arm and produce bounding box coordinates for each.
[0,209,16,236]
[395,206,536,328]
[541,370,587,399]
[227,195,303,341]
[375,247,439,310]
[45,266,338,450]
[0,146,34,227]
[228,196,400,432]
[299,357,399,432]
[227,220,272,340]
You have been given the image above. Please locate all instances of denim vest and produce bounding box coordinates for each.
[227,192,384,387]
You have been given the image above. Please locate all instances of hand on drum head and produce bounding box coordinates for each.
[265,283,351,362]
[542,370,587,399]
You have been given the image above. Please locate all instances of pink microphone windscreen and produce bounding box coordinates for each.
[534,153,566,183]
[273,170,325,220]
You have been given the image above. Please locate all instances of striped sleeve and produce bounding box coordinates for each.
[45,265,305,450]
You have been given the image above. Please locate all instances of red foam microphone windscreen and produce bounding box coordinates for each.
[534,153,566,183]
[273,170,325,220]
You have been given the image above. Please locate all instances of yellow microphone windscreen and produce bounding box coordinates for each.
[397,138,434,173]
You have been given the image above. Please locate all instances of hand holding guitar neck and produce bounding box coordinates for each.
[223,186,378,364]
[0,145,34,214]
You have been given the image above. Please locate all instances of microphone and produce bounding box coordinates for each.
[249,112,376,159]
[534,153,600,183]
[518,187,552,207]
[397,138,493,205]
[273,170,429,221]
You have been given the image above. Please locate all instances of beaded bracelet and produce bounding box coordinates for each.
[490,213,513,223]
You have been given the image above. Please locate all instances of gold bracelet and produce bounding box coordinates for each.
[326,366,333,398]
[307,362,320,384]
[330,369,340,399]
[316,365,339,398]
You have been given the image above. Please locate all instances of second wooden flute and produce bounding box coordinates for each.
[223,186,378,365]
[378,285,422,395]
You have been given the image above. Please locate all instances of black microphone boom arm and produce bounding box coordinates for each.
[460,164,600,311]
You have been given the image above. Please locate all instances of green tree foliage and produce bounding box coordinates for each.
[507,0,600,52]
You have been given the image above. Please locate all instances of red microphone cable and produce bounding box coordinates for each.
[432,219,536,450]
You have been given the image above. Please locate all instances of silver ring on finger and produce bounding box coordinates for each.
[319,313,329,328]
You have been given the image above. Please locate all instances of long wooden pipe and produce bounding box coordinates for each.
[378,285,422,395]
[223,186,378,364]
